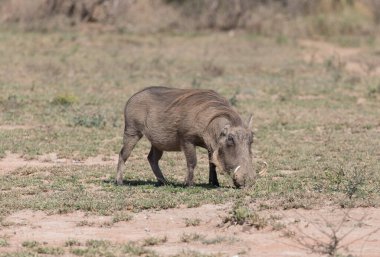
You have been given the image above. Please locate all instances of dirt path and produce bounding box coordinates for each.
[1,205,379,256]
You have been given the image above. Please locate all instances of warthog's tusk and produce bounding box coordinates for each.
[233,165,241,174]
[258,161,268,176]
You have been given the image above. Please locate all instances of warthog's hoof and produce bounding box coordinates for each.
[209,182,220,187]
[184,180,195,187]
[155,179,168,187]
[155,181,165,187]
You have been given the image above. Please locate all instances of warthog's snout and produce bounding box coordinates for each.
[232,164,256,188]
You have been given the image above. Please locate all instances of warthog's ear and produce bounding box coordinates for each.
[221,124,230,136]
[247,114,253,129]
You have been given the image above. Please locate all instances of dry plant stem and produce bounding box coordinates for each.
[284,209,380,256]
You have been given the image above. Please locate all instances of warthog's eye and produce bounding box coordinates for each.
[227,134,234,146]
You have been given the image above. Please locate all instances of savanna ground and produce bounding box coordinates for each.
[0,25,380,256]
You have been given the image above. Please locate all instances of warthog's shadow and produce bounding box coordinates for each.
[102,179,222,189]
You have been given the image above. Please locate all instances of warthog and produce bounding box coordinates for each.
[116,86,255,187]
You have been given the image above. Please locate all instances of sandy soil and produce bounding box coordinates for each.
[1,204,379,256]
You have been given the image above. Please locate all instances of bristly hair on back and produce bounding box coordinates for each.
[164,87,243,127]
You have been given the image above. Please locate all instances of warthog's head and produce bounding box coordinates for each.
[212,116,255,188]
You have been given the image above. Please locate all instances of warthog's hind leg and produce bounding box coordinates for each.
[208,151,219,187]
[116,132,142,185]
[147,146,167,185]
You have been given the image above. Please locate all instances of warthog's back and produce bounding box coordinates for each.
[124,86,242,151]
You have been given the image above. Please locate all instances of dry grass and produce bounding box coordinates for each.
[0,22,379,219]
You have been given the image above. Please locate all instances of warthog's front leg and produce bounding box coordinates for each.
[208,151,219,187]
[182,141,197,187]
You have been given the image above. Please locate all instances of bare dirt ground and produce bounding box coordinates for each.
[1,204,380,256]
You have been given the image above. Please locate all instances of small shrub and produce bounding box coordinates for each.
[180,233,204,243]
[202,60,224,77]
[52,93,77,106]
[271,222,286,231]
[171,250,217,257]
[284,211,379,257]
[85,239,109,248]
[191,77,201,88]
[65,239,81,247]
[123,242,156,256]
[22,241,39,248]
[224,202,267,229]
[0,220,15,227]
[325,165,367,200]
[143,236,167,246]
[228,205,251,225]
[229,89,239,107]
[100,221,113,227]
[0,238,9,247]
[71,248,88,256]
[73,114,106,128]
[36,246,65,255]
[76,220,95,227]
[112,212,133,223]
[324,55,344,82]
[343,166,365,200]
[201,236,235,245]
[1,95,23,110]
[184,218,201,227]
[367,83,380,98]
[276,34,288,45]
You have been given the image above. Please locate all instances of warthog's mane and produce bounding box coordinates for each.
[157,87,243,127]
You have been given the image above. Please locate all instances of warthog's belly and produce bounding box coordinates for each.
[144,132,181,152]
